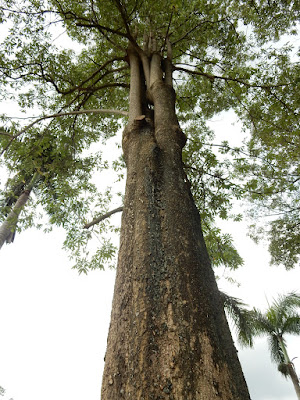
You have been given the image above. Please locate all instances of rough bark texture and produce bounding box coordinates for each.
[101,47,250,399]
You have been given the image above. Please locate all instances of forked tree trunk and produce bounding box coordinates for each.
[101,44,250,399]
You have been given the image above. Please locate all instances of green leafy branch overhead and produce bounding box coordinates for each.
[0,0,299,270]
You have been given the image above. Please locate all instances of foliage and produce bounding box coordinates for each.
[219,291,253,346]
[237,292,300,376]
[0,0,299,270]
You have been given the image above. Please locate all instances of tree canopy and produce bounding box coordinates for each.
[0,0,299,272]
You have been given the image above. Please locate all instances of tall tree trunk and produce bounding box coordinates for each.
[101,46,250,399]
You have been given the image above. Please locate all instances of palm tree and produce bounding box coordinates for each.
[237,292,300,400]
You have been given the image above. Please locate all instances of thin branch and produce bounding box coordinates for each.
[52,0,128,38]
[171,23,204,46]
[1,6,53,17]
[0,108,128,156]
[83,206,123,229]
[113,0,135,42]
[171,18,228,46]
[0,131,13,137]
[162,10,174,54]
[174,65,292,89]
[41,57,127,96]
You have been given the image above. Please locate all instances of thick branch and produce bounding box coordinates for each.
[83,206,123,229]
[165,37,173,86]
[128,49,143,123]
[150,53,163,87]
[113,0,136,44]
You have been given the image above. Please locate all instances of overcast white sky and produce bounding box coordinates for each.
[0,112,299,400]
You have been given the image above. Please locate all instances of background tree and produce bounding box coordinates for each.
[0,0,299,398]
[238,292,300,400]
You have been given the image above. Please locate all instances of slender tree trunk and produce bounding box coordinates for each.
[101,45,250,399]
[0,172,39,249]
[0,190,30,248]
[287,363,300,400]
[278,336,300,400]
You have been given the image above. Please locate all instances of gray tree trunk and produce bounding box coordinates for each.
[287,363,300,400]
[0,172,39,249]
[278,336,300,400]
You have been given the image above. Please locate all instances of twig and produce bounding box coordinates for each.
[1,108,128,156]
[174,65,292,89]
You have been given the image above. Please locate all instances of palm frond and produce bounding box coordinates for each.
[273,292,300,325]
[266,306,280,328]
[250,308,274,336]
[267,334,285,364]
[282,314,300,335]
[220,291,254,347]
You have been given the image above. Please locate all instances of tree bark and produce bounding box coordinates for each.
[287,363,300,400]
[101,47,250,399]
[278,336,300,400]
[0,189,30,248]
[0,172,39,249]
